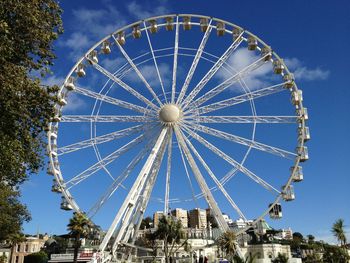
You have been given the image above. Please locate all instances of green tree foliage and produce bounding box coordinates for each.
[0,184,31,241]
[217,231,237,262]
[153,216,188,263]
[67,212,93,263]
[24,251,48,263]
[0,0,62,242]
[323,243,350,263]
[271,253,288,263]
[332,219,347,248]
[140,216,153,229]
[0,255,7,263]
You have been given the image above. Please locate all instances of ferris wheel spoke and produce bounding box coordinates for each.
[176,19,213,104]
[65,131,153,189]
[181,125,280,195]
[74,86,152,115]
[181,31,245,109]
[188,123,297,159]
[174,126,229,231]
[143,21,167,103]
[99,127,168,253]
[113,35,163,107]
[88,132,160,218]
[194,115,298,124]
[57,124,145,156]
[191,54,271,108]
[171,16,179,103]
[60,115,156,123]
[195,81,289,115]
[181,130,247,220]
[123,130,169,244]
[88,61,159,111]
[164,128,173,214]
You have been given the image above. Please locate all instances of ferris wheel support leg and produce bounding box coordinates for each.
[174,126,229,232]
[98,128,168,254]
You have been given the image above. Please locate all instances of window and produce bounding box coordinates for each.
[15,256,19,263]
[25,245,29,253]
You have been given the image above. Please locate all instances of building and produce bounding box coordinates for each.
[222,213,233,224]
[275,228,293,240]
[189,208,207,229]
[11,235,48,263]
[0,244,12,263]
[153,211,164,228]
[171,208,188,228]
[231,218,254,230]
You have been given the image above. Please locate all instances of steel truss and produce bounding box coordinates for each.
[49,14,308,263]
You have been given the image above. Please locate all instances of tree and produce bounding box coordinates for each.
[306,234,315,244]
[67,212,93,263]
[140,216,153,229]
[24,251,48,263]
[0,184,31,242]
[217,231,237,262]
[271,253,288,263]
[332,219,347,248]
[0,0,62,241]
[153,216,188,263]
[233,253,257,263]
[323,243,350,263]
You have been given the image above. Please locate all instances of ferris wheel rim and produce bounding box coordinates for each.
[46,13,309,248]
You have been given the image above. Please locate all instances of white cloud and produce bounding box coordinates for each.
[41,75,64,87]
[126,1,170,20]
[285,58,330,81]
[63,93,87,113]
[216,48,272,91]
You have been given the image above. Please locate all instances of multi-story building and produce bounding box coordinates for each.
[171,208,188,228]
[153,211,164,228]
[11,235,48,263]
[276,228,293,240]
[0,244,11,263]
[189,208,207,229]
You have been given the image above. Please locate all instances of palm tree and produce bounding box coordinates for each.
[217,231,237,262]
[67,212,92,263]
[332,219,347,248]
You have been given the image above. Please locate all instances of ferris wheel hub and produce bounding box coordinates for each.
[159,104,181,124]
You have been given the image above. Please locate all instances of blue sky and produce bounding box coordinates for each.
[21,0,350,244]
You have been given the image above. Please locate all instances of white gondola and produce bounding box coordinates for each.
[52,113,61,123]
[116,32,126,45]
[148,20,158,33]
[53,160,60,172]
[49,144,58,157]
[183,16,191,30]
[47,164,54,175]
[232,27,242,40]
[76,64,86,77]
[283,73,295,88]
[57,94,67,107]
[65,77,75,91]
[298,126,310,143]
[101,41,111,54]
[273,59,285,74]
[296,107,309,121]
[291,166,303,182]
[49,126,58,139]
[165,17,174,31]
[269,203,282,219]
[132,25,142,38]
[247,36,258,50]
[60,196,73,210]
[261,46,272,61]
[216,22,225,36]
[282,185,295,201]
[52,180,62,193]
[255,220,267,236]
[88,50,98,64]
[291,90,303,105]
[200,18,209,32]
[297,146,309,162]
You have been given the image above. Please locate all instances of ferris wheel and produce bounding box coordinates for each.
[47,14,309,258]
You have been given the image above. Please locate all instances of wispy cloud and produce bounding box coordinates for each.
[126,1,170,20]
[216,48,272,91]
[59,2,170,61]
[215,49,330,92]
[285,58,330,81]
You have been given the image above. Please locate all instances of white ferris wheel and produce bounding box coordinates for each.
[47,14,310,259]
